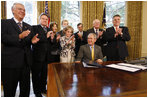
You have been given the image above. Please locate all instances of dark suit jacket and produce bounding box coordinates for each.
[31,25,50,62]
[1,18,32,68]
[57,30,64,37]
[48,34,60,63]
[86,28,107,56]
[74,31,88,57]
[76,44,103,61]
[104,26,131,58]
[86,28,106,46]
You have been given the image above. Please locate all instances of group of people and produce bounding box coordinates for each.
[1,3,131,97]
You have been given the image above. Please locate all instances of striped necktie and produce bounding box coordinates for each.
[43,27,47,33]
[17,22,22,32]
[91,46,94,61]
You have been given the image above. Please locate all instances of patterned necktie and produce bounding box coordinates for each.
[91,46,94,61]
[17,22,22,32]
[43,27,47,33]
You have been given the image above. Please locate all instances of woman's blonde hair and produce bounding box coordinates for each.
[63,26,74,34]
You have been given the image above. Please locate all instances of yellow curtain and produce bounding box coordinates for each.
[127,1,143,60]
[48,1,61,31]
[81,1,104,31]
[1,1,7,19]
[37,1,61,31]
[37,1,45,24]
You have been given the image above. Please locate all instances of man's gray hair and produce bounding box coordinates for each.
[93,19,100,25]
[11,3,24,11]
[88,33,97,39]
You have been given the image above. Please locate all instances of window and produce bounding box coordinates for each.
[7,1,37,25]
[61,1,80,32]
[105,1,126,28]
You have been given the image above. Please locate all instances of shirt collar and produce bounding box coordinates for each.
[94,28,99,32]
[114,26,119,30]
[13,17,23,24]
[41,25,47,28]
[79,31,83,34]
[88,44,95,48]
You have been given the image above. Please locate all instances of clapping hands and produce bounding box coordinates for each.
[32,34,40,44]
[97,31,103,38]
[114,28,123,38]
[19,30,31,39]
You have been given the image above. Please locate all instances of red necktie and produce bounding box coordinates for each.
[116,27,118,33]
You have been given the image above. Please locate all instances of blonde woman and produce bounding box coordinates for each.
[60,26,75,63]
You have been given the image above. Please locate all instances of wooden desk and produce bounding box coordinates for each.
[47,62,147,97]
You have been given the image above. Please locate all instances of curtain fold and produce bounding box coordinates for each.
[49,1,61,31]
[37,1,45,24]
[37,1,61,31]
[81,1,104,31]
[1,1,7,19]
[126,1,143,60]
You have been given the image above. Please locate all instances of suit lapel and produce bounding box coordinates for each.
[86,44,91,59]
[94,45,97,59]
[11,18,22,34]
[111,26,116,34]
[92,28,95,33]
[22,22,30,31]
[39,25,46,34]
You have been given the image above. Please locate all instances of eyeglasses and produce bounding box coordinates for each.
[16,8,25,12]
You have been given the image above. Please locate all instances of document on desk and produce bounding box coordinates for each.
[82,62,98,68]
[106,64,141,72]
[117,63,147,70]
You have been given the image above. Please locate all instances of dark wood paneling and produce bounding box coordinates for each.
[47,62,147,97]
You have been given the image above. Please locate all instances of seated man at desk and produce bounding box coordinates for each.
[76,33,103,63]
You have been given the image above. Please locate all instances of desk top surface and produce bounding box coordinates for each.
[49,62,147,97]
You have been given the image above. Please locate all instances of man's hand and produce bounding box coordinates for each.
[96,59,103,64]
[97,31,103,38]
[99,31,103,38]
[32,34,40,44]
[56,34,61,41]
[114,33,118,38]
[47,31,53,38]
[75,61,81,63]
[114,28,123,38]
[19,30,30,39]
[117,28,123,35]
[77,33,82,40]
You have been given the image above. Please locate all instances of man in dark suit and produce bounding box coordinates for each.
[31,13,51,97]
[74,23,87,57]
[86,19,106,56]
[76,33,103,63]
[1,3,38,97]
[104,14,131,61]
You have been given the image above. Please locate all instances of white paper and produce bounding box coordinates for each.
[117,63,147,70]
[106,64,141,72]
